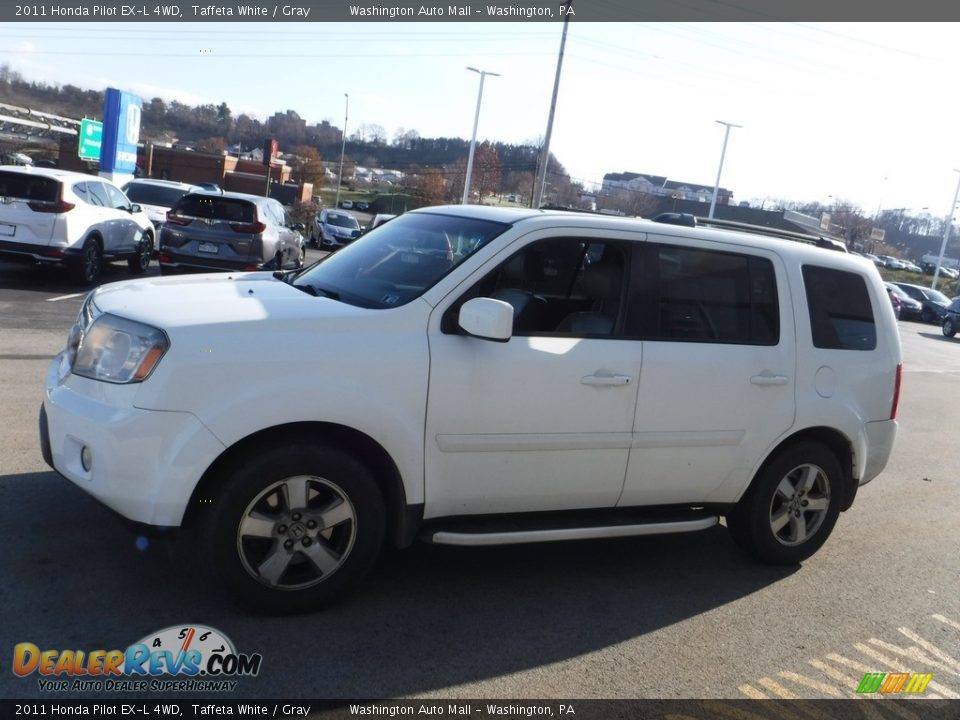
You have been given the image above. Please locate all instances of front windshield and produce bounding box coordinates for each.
[294,211,509,308]
[327,213,360,230]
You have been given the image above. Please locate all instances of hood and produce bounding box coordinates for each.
[90,272,363,329]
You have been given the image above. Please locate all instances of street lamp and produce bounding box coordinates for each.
[335,93,349,209]
[462,66,500,205]
[931,168,960,291]
[708,120,742,219]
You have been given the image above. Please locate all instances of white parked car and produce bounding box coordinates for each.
[120,178,203,241]
[41,206,902,612]
[0,165,154,284]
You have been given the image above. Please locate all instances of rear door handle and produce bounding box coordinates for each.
[750,372,789,386]
[581,374,632,386]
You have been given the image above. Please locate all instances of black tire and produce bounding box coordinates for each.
[127,233,153,274]
[201,443,385,613]
[944,318,956,338]
[70,237,102,285]
[725,441,843,565]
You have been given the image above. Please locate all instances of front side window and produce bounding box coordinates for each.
[446,238,628,337]
[803,265,876,350]
[650,245,779,345]
[292,211,509,308]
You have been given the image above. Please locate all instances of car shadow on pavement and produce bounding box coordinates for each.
[918,332,959,342]
[0,470,797,699]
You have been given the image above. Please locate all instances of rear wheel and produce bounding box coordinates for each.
[70,238,102,285]
[726,442,843,565]
[944,317,956,338]
[201,443,386,613]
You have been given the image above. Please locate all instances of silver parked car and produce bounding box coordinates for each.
[158,191,305,274]
[311,209,362,248]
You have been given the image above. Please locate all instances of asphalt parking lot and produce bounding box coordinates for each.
[1,257,959,703]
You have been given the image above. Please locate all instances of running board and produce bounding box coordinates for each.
[427,516,719,547]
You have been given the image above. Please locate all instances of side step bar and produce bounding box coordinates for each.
[428,516,719,547]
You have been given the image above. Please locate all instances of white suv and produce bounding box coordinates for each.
[40,206,902,612]
[0,166,155,284]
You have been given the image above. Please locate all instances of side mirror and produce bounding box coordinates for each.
[129,204,142,214]
[458,297,513,342]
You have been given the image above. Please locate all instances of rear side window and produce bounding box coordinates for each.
[652,245,779,345]
[0,171,58,202]
[173,195,255,223]
[803,266,876,350]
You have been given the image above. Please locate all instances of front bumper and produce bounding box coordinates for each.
[41,355,225,526]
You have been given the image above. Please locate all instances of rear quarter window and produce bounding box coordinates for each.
[803,265,877,350]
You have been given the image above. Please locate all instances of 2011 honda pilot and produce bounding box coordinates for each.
[41,206,902,612]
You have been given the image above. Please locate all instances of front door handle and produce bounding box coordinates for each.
[581,374,632,386]
[750,372,789,386]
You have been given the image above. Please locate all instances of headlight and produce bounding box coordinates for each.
[72,314,170,384]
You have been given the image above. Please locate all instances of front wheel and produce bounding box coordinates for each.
[201,443,385,613]
[726,442,843,565]
[944,318,956,338]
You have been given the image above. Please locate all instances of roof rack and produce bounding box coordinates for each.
[652,213,848,253]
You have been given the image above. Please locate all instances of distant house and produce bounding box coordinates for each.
[601,171,732,206]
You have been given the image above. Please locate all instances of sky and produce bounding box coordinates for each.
[3,21,960,217]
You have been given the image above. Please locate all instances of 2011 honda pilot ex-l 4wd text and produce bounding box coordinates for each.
[40,206,902,613]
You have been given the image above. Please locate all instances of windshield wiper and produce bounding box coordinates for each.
[296,284,340,300]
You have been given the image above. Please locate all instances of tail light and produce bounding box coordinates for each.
[158,253,172,263]
[890,363,903,420]
[230,221,266,234]
[29,186,74,213]
[230,207,265,234]
[165,211,191,226]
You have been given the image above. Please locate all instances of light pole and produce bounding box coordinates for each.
[462,66,500,205]
[931,168,960,291]
[335,93,349,209]
[708,120,742,219]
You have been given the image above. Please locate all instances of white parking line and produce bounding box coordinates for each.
[46,293,84,302]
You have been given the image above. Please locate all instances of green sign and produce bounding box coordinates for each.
[78,119,103,161]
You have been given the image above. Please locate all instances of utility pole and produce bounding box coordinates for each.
[336,93,349,208]
[932,169,960,291]
[532,0,572,209]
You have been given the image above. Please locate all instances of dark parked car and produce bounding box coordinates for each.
[892,282,952,324]
[884,282,922,320]
[942,298,960,338]
[158,191,305,274]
